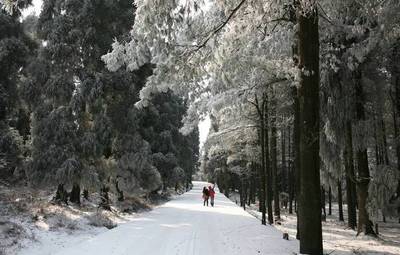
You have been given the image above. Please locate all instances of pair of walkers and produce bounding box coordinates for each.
[202,185,215,207]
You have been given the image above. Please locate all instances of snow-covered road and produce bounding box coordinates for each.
[54,181,298,255]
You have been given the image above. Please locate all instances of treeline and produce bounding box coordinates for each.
[0,1,199,207]
[200,0,400,251]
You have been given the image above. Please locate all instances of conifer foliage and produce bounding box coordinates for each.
[1,0,199,204]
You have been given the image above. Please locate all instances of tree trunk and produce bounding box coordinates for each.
[390,41,400,200]
[249,174,255,205]
[288,126,294,214]
[240,179,244,207]
[281,128,289,209]
[373,117,382,165]
[252,175,256,204]
[354,69,375,236]
[394,100,400,199]
[242,179,247,210]
[256,165,262,212]
[258,107,267,225]
[271,90,280,221]
[100,185,111,210]
[381,119,389,165]
[292,85,301,239]
[265,95,274,225]
[338,180,344,221]
[248,185,252,206]
[345,122,357,229]
[54,183,68,205]
[70,183,81,205]
[282,129,287,194]
[328,186,332,216]
[321,187,326,221]
[288,169,293,214]
[297,5,323,253]
[392,77,400,199]
[83,189,89,200]
[116,180,124,201]
[289,0,301,239]
[356,148,375,235]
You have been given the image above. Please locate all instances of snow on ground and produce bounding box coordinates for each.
[0,184,154,255]
[4,181,399,255]
[228,192,400,255]
[16,223,106,255]
[274,209,400,255]
[14,205,136,255]
[50,181,298,255]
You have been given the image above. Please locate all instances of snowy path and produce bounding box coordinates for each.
[54,181,298,255]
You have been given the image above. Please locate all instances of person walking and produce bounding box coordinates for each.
[209,185,216,207]
[202,186,209,206]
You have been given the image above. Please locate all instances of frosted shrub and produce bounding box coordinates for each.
[87,211,116,229]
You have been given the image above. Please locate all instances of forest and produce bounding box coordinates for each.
[0,0,199,202]
[1,0,400,255]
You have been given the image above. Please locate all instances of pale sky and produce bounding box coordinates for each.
[21,0,42,18]
[198,115,210,149]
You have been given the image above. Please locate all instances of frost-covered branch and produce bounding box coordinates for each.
[193,0,247,51]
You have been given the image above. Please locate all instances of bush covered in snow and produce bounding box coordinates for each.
[87,211,117,230]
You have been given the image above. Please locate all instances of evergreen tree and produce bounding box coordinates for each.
[0,1,33,182]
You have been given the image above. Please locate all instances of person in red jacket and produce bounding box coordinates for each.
[208,185,216,207]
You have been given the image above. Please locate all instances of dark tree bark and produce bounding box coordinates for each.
[373,112,389,167]
[249,93,274,224]
[356,150,375,235]
[345,122,357,229]
[83,189,89,200]
[281,129,287,195]
[246,183,253,206]
[288,126,294,214]
[258,176,262,212]
[242,179,247,210]
[392,82,400,203]
[292,85,301,240]
[373,117,382,165]
[264,94,274,225]
[321,187,326,221]
[270,89,280,220]
[115,180,124,202]
[100,185,111,211]
[328,186,332,216]
[297,5,323,253]
[390,42,400,199]
[54,184,68,205]
[354,69,375,236]
[374,114,389,223]
[252,174,256,204]
[253,95,267,225]
[264,110,274,225]
[260,106,267,225]
[289,0,301,239]
[69,183,81,205]
[393,94,400,198]
[381,119,389,165]
[338,180,344,221]
[248,174,255,206]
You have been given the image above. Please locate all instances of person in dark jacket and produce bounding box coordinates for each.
[202,187,209,206]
